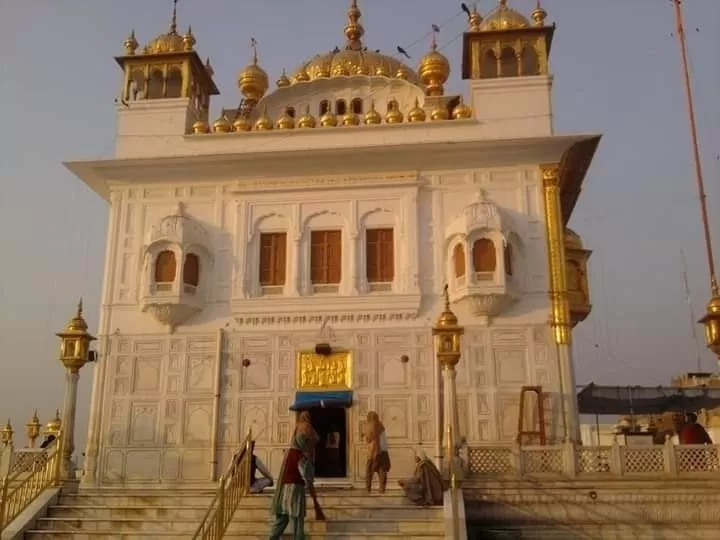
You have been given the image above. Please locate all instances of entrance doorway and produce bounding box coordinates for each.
[308,406,347,478]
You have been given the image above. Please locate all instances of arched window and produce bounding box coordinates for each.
[147,69,164,99]
[453,243,466,278]
[154,250,177,283]
[286,107,296,118]
[520,46,539,76]
[386,99,399,113]
[165,68,183,98]
[127,69,146,100]
[351,98,363,114]
[499,47,518,78]
[183,254,200,287]
[481,50,497,79]
[335,99,347,115]
[319,100,330,115]
[472,238,496,276]
[504,243,513,276]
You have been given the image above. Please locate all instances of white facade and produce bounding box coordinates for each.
[66,2,600,487]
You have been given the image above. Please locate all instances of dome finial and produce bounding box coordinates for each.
[419,24,450,97]
[344,0,365,51]
[251,37,259,65]
[531,1,548,27]
[170,0,179,34]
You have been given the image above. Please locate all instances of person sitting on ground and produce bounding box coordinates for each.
[398,449,446,506]
[679,412,713,445]
[247,441,274,494]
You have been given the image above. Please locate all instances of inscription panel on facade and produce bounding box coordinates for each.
[296,350,352,389]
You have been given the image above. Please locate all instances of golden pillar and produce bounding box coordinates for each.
[56,300,96,480]
[541,164,579,441]
[433,285,465,472]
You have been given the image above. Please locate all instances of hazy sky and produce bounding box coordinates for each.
[1,0,719,448]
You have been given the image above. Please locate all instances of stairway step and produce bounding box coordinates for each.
[25,533,444,540]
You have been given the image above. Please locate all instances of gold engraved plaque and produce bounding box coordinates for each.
[296,350,352,390]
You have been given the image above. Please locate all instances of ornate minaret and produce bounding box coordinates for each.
[114,1,219,150]
[461,0,554,136]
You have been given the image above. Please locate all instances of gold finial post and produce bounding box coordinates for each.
[1,419,13,446]
[250,37,258,64]
[344,0,365,51]
[431,25,439,51]
[170,0,179,34]
[26,410,42,448]
[672,0,720,358]
[443,283,450,311]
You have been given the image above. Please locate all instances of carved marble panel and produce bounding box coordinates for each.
[162,451,181,480]
[187,355,214,392]
[377,352,409,388]
[129,404,158,444]
[181,449,209,480]
[377,397,411,440]
[184,401,212,444]
[125,450,161,481]
[240,400,272,442]
[494,348,529,386]
[496,395,520,441]
[102,450,124,482]
[133,357,162,393]
[241,352,273,391]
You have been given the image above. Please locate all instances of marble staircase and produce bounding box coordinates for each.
[24,487,445,539]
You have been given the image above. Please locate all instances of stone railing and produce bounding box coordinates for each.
[467,441,720,477]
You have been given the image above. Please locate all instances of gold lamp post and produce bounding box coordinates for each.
[26,410,42,448]
[0,420,13,447]
[56,300,96,480]
[432,285,464,471]
[672,1,720,360]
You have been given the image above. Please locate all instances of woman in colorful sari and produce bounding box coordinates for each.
[364,411,391,493]
[269,410,322,540]
[398,449,446,506]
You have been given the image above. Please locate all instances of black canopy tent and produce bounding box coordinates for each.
[577,383,720,416]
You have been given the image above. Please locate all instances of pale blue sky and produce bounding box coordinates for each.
[0,1,719,447]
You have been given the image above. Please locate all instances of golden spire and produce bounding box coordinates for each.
[469,6,483,31]
[123,29,139,55]
[276,69,291,88]
[418,26,450,97]
[364,101,382,125]
[205,57,214,77]
[170,0,179,34]
[531,1,547,27]
[344,0,365,51]
[238,38,269,102]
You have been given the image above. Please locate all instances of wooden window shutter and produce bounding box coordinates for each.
[260,233,287,286]
[453,244,466,278]
[366,230,380,282]
[326,230,342,284]
[473,239,496,272]
[274,234,287,285]
[155,250,177,283]
[183,254,200,286]
[310,231,326,284]
[379,229,394,282]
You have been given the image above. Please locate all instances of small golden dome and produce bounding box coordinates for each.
[320,107,338,128]
[469,7,483,31]
[452,98,473,120]
[408,98,427,123]
[232,116,252,132]
[418,34,450,97]
[276,70,291,88]
[254,107,273,131]
[342,111,360,126]
[46,410,61,435]
[436,285,459,328]
[123,30,139,55]
[213,114,232,133]
[364,101,382,124]
[182,26,196,51]
[144,31,184,54]
[385,103,404,124]
[277,108,296,130]
[205,57,215,77]
[564,228,584,251]
[706,295,720,315]
[297,106,317,129]
[479,0,531,31]
[192,120,209,134]
[531,3,548,27]
[375,63,389,77]
[294,68,310,83]
[63,299,89,334]
[430,106,450,121]
[238,46,269,102]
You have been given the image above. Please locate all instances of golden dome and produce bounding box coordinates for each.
[452,98,473,120]
[232,116,252,132]
[564,228,584,250]
[408,98,427,122]
[320,107,338,128]
[254,107,273,131]
[297,106,317,129]
[707,295,720,315]
[385,103,404,124]
[418,34,450,97]
[63,299,89,334]
[46,410,61,435]
[123,30,138,55]
[238,44,269,102]
[469,7,483,31]
[192,120,208,134]
[430,106,449,121]
[435,285,459,328]
[276,70,291,88]
[144,31,184,54]
[531,3,548,27]
[478,0,531,32]
[277,109,296,130]
[289,1,420,87]
[213,114,232,133]
[342,111,360,126]
[364,101,382,124]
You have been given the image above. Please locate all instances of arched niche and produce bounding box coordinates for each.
[358,208,399,293]
[248,212,291,297]
[301,210,347,295]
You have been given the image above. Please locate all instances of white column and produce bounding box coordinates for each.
[557,343,580,442]
[348,232,359,295]
[61,369,81,480]
[442,367,460,459]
